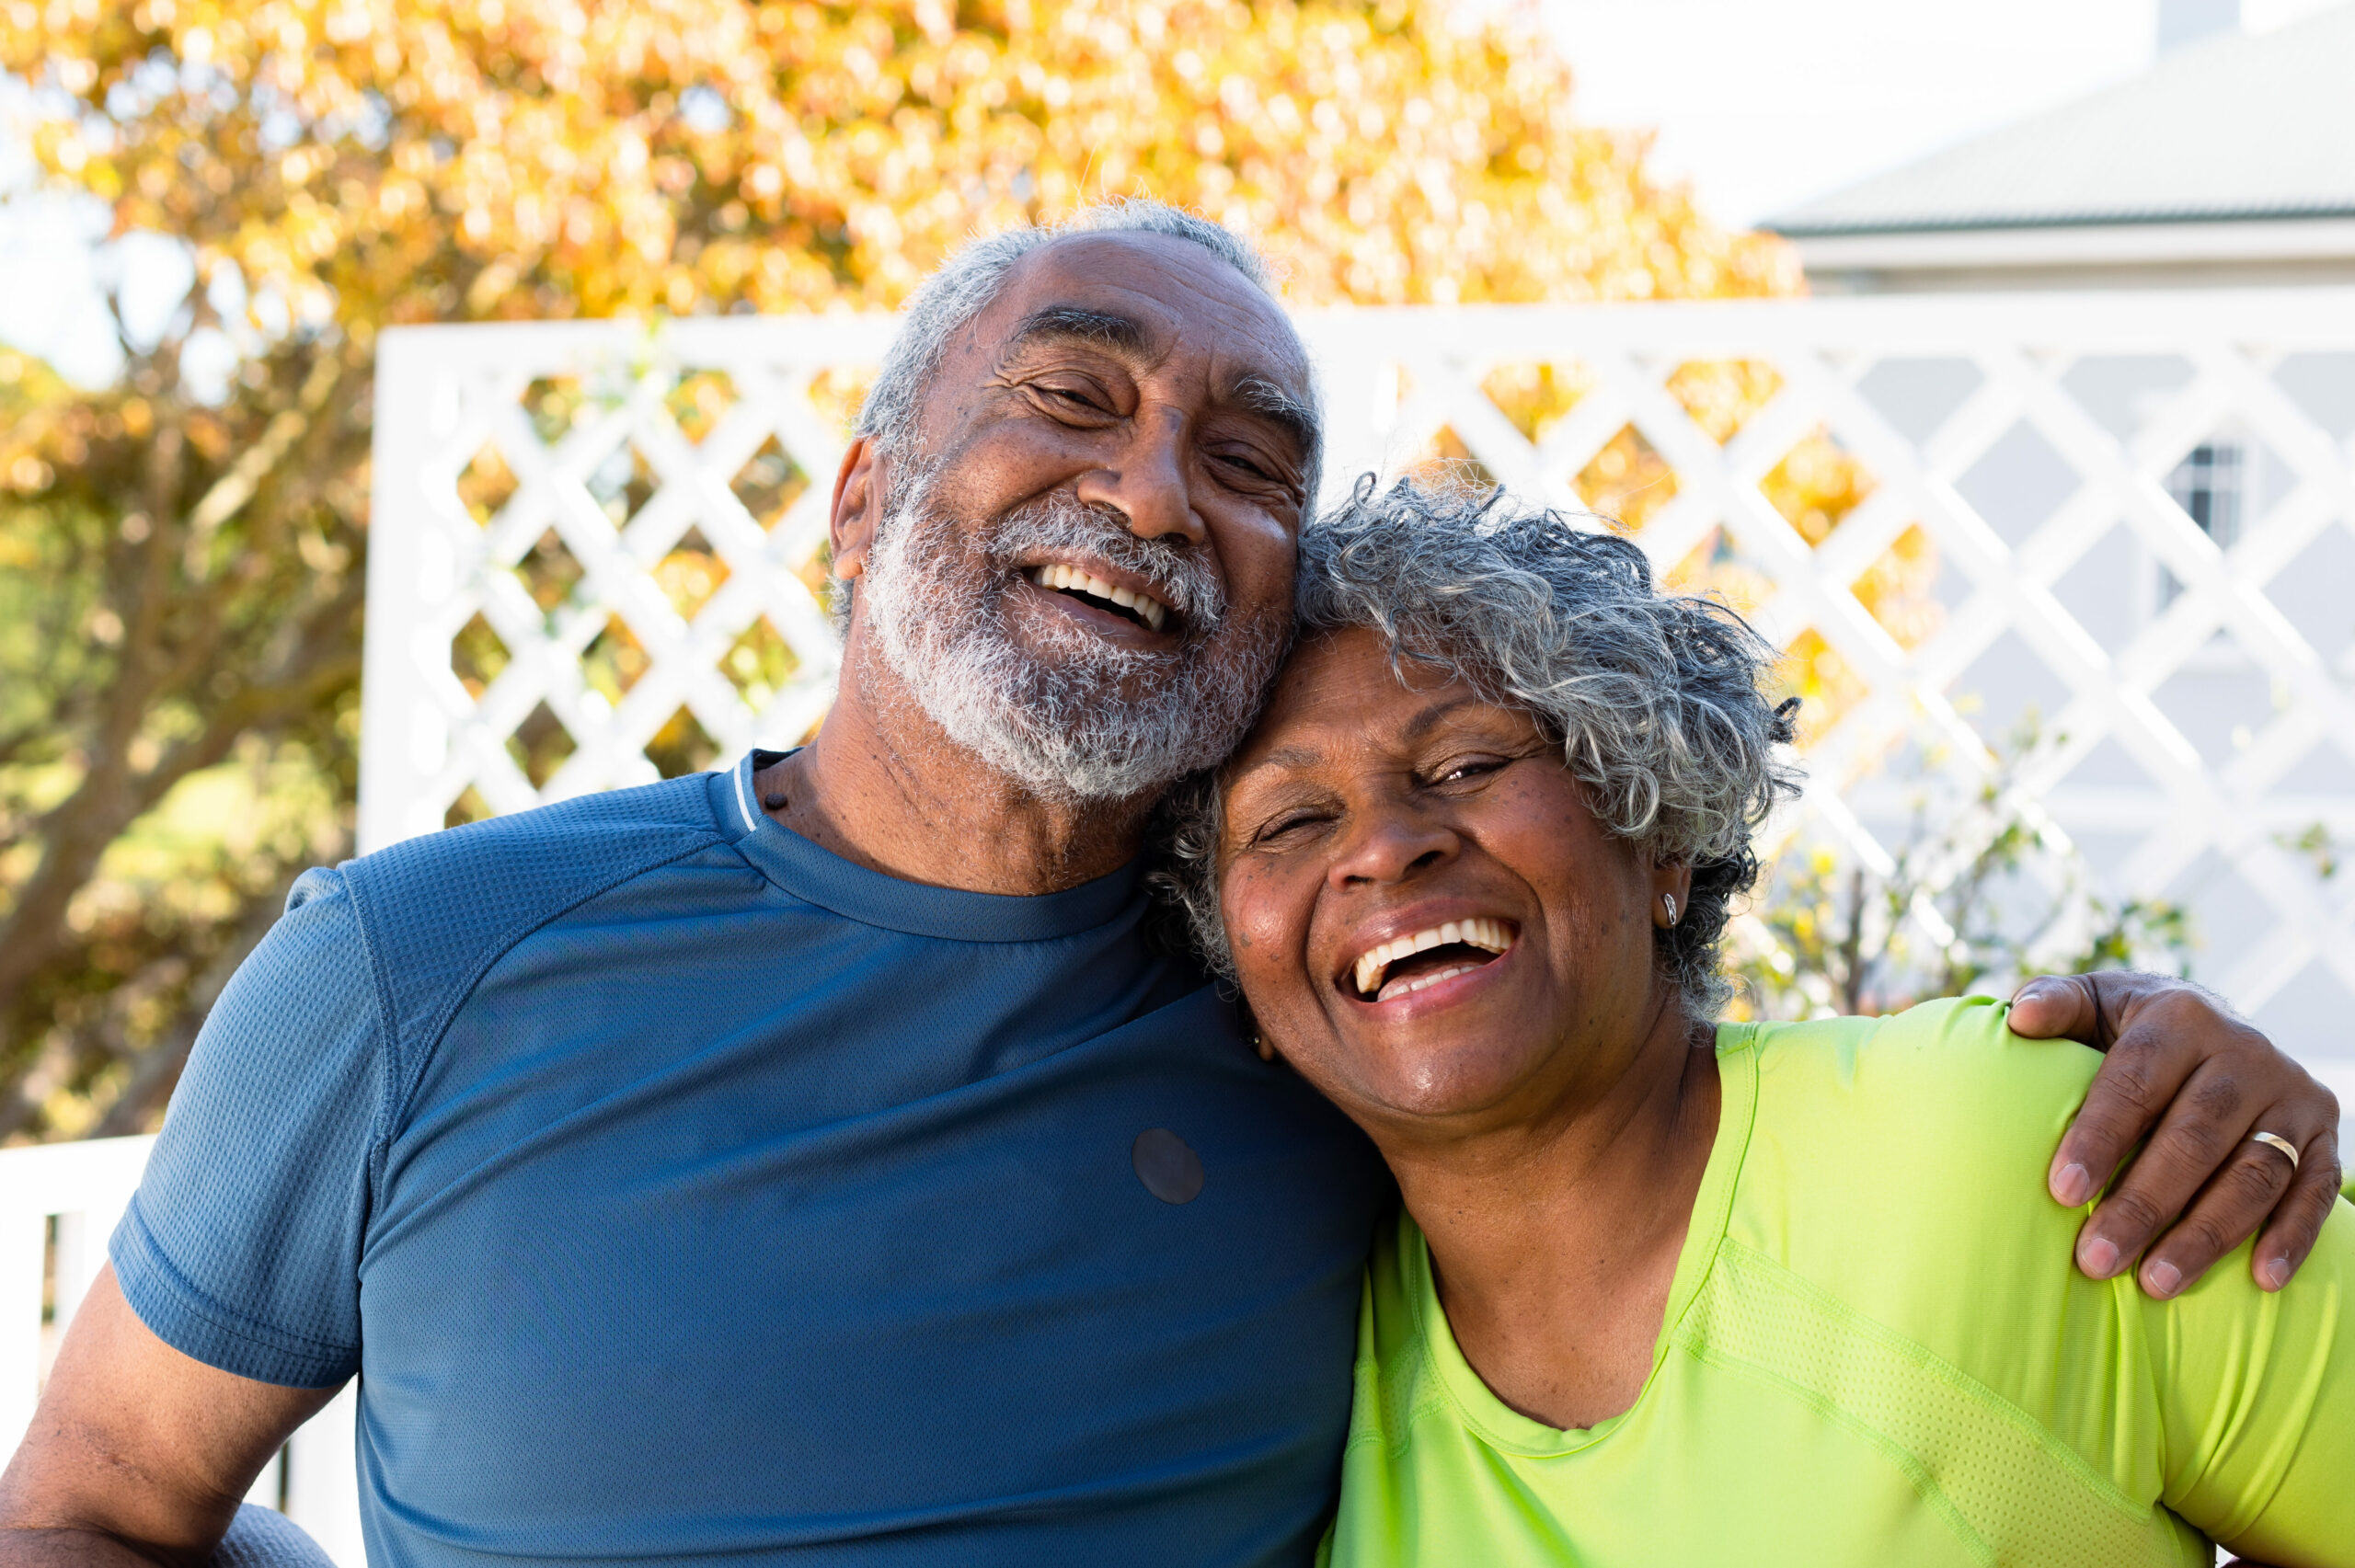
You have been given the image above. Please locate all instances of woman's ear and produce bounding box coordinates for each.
[1651,859,1694,930]
[1235,998,1282,1064]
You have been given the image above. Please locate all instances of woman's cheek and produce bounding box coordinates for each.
[1224,861,1303,984]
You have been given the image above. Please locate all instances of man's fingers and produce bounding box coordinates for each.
[2133,1114,2306,1296]
[2050,1022,2196,1208]
[2071,1055,2249,1280]
[2008,975,2101,1045]
[2250,1127,2344,1292]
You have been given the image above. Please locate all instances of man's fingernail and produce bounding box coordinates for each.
[2081,1237,2120,1277]
[2257,1256,2290,1291]
[2053,1162,2093,1207]
[2145,1260,2182,1298]
[2018,979,2055,1002]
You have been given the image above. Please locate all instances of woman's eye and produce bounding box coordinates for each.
[1250,811,1327,845]
[1431,758,1506,786]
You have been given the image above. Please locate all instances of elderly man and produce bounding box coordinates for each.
[0,203,2338,1568]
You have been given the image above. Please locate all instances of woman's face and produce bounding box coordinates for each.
[1216,627,1689,1135]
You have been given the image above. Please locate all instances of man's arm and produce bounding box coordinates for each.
[2012,970,2344,1299]
[0,1267,334,1568]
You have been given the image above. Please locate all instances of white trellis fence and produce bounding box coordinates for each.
[362,291,2355,1081]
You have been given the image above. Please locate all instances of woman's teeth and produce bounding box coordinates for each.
[1027,564,1169,631]
[1352,918,1513,1001]
[1378,963,1483,1002]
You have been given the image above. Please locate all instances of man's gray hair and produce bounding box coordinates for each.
[853,199,1317,487]
[1150,477,1802,1022]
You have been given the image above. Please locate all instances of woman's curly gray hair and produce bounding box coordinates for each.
[1149,475,1801,1021]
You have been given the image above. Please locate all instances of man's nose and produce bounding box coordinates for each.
[1074,410,1205,545]
[1328,806,1459,891]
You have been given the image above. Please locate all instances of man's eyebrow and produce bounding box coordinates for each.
[1225,372,1317,456]
[1005,305,1152,358]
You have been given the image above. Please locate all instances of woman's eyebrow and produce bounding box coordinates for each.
[1396,692,1488,746]
[1229,743,1327,784]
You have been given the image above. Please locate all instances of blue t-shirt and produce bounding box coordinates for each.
[113,751,1391,1568]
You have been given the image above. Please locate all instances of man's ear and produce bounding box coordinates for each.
[830,436,884,587]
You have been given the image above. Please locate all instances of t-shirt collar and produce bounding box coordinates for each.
[711,749,1147,944]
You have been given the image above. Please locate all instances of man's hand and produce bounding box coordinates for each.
[2009,971,2343,1299]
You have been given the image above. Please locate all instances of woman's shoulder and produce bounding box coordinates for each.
[1735,994,2102,1178]
[1719,996,2100,1298]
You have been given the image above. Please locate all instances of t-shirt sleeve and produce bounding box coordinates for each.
[109,865,385,1388]
[2154,1192,2355,1561]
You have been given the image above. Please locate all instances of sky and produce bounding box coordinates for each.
[6,0,2353,384]
[1540,0,2349,228]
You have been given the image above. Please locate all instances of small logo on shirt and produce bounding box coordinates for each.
[1132,1128,1204,1205]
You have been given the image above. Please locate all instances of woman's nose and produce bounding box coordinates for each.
[1327,808,1458,890]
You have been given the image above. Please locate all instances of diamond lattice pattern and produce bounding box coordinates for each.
[366,302,2355,1066]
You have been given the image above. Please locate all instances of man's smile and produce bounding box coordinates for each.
[1020,557,1181,635]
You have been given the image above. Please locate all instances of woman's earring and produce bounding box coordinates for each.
[1660,893,1679,927]
[1253,1035,1276,1062]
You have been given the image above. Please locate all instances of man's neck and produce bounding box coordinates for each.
[752,644,1152,897]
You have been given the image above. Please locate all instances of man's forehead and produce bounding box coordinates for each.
[983,232,1311,390]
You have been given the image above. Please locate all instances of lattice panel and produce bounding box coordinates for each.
[364,294,2355,1064]
[367,316,893,841]
[1310,293,2355,1059]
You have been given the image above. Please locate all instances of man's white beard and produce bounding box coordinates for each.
[858,467,1285,806]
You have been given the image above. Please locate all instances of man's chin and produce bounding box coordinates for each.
[998,632,1189,697]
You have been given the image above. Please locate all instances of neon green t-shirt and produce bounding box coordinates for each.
[1323,997,2355,1567]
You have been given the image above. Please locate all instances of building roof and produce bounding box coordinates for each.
[1764,5,2355,238]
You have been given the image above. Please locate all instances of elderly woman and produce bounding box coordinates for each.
[1155,480,2355,1566]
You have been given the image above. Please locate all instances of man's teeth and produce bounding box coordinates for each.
[1352,918,1512,1000]
[1027,565,1169,631]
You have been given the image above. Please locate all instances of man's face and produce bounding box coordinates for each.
[842,232,1316,804]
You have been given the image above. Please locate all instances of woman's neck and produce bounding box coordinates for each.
[1378,1004,1723,1433]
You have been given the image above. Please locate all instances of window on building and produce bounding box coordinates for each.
[2167,442,2243,549]
[2155,441,2245,613]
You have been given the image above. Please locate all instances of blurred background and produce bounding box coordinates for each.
[1,0,2350,1150]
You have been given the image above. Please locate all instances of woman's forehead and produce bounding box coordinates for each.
[1227,628,1524,777]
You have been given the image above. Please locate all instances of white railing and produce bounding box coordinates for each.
[0,1138,364,1566]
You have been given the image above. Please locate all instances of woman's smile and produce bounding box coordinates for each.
[1342,914,1518,1005]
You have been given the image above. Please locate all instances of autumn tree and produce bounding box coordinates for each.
[0,0,1800,1138]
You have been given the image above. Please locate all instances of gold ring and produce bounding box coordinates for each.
[2251,1131,2301,1171]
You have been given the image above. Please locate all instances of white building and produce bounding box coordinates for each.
[1760,3,2355,1059]
[1766,4,2355,296]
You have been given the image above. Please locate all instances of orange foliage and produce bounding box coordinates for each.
[7,0,1795,336]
